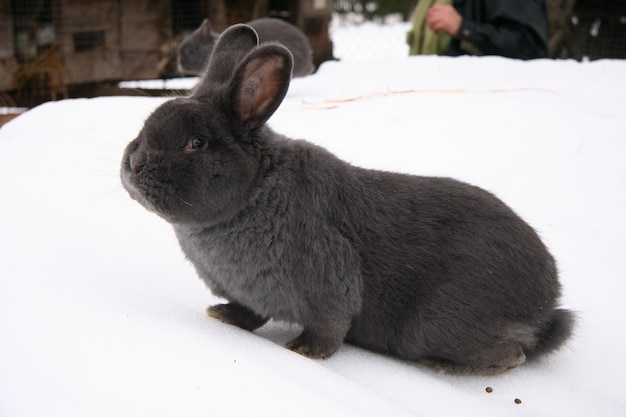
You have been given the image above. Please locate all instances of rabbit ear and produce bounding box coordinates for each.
[229,44,293,130]
[198,24,259,88]
[199,19,212,39]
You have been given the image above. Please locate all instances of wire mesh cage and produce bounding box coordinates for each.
[0,0,334,108]
[568,0,626,60]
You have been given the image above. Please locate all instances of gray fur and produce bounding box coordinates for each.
[178,17,314,78]
[122,24,574,373]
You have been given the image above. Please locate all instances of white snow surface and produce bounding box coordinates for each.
[2,32,626,417]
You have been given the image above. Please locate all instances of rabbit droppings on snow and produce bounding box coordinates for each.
[121,24,574,374]
[178,17,314,78]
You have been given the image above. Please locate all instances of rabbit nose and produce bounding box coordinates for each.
[129,152,145,175]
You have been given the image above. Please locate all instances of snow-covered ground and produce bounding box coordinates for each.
[1,22,626,417]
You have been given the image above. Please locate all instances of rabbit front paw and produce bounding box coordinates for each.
[286,325,347,359]
[206,302,269,331]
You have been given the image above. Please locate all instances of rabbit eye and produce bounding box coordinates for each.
[187,136,206,151]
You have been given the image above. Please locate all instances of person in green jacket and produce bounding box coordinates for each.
[408,0,548,59]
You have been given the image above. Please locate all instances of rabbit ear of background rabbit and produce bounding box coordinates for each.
[199,19,212,39]
[198,24,259,87]
[227,44,293,130]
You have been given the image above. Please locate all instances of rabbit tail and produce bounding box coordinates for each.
[527,308,575,359]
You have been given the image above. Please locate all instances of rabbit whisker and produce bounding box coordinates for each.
[175,193,194,207]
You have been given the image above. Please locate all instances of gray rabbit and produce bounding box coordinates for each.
[122,24,574,374]
[178,17,314,78]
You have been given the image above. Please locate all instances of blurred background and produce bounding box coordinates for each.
[1,0,625,126]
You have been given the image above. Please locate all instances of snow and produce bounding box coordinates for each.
[2,22,626,417]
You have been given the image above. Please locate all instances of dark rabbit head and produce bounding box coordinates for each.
[122,25,293,225]
[178,18,313,77]
[177,19,217,75]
